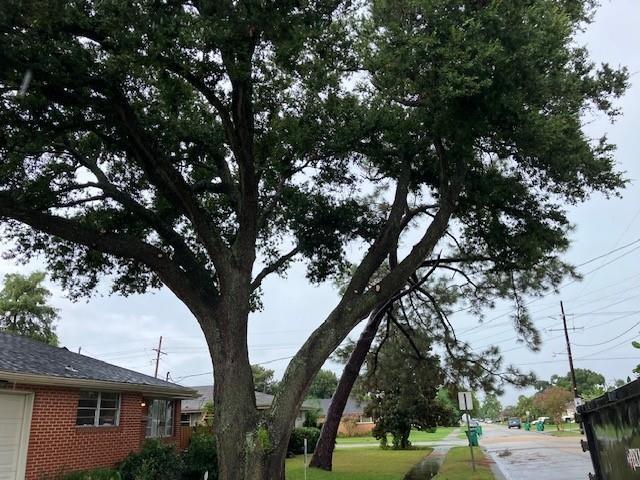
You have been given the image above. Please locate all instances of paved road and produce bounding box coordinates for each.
[481,424,593,480]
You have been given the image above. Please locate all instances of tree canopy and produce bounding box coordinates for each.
[0,271,59,345]
[0,1,628,478]
[551,368,605,398]
[479,393,502,421]
[363,324,447,449]
[307,369,338,399]
[251,365,280,395]
[534,386,573,430]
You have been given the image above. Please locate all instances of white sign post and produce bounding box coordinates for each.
[303,438,308,480]
[458,391,476,472]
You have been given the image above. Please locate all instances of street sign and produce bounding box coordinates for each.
[458,391,476,472]
[458,391,473,411]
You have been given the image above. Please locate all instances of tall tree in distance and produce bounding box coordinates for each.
[551,368,605,398]
[534,387,573,431]
[307,370,339,399]
[479,393,503,421]
[0,1,628,478]
[0,272,59,345]
[251,365,279,395]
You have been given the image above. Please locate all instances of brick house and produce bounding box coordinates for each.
[0,332,197,480]
[307,397,375,436]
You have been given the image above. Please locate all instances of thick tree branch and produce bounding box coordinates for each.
[0,194,217,313]
[64,147,211,281]
[109,95,234,274]
[270,144,465,440]
[250,246,301,291]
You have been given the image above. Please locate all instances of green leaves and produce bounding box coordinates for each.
[0,0,629,309]
[0,271,59,345]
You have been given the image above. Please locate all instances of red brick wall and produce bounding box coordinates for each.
[16,384,181,480]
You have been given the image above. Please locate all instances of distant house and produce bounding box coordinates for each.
[180,385,314,428]
[0,332,198,480]
[307,397,374,436]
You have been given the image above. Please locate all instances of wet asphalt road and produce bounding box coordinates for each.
[481,424,593,480]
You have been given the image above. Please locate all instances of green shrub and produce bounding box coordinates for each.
[303,409,320,428]
[118,439,183,480]
[287,427,321,455]
[56,469,120,480]
[181,433,218,480]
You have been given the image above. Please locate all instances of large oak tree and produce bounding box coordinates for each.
[0,0,627,478]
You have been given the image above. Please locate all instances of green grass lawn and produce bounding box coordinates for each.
[285,447,433,480]
[543,423,582,437]
[432,447,495,480]
[335,427,455,444]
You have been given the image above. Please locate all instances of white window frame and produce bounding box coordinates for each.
[146,399,175,438]
[76,391,121,427]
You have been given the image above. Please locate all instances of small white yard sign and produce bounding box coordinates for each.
[458,391,473,411]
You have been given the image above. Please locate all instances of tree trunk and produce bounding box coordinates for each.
[309,306,385,470]
[204,283,295,480]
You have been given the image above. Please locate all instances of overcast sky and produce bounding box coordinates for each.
[1,0,638,407]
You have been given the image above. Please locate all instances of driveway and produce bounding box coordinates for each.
[481,424,593,480]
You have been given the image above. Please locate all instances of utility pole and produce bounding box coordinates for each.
[549,302,584,433]
[547,302,582,400]
[77,346,82,354]
[561,301,579,400]
[153,336,166,378]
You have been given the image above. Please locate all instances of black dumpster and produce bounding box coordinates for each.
[578,378,640,480]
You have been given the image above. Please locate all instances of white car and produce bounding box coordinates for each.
[531,416,550,425]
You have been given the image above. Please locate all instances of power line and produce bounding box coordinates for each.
[468,292,640,351]
[572,320,640,347]
[514,356,640,367]
[173,355,296,383]
[574,237,640,268]
[459,239,640,335]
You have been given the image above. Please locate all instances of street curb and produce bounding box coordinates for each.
[482,447,509,480]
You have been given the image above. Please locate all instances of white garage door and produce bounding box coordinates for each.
[0,393,32,480]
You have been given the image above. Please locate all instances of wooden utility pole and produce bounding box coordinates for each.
[153,336,166,378]
[560,301,579,400]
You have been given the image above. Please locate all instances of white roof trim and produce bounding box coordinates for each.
[0,370,198,399]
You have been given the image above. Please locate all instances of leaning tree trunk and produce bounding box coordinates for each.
[309,306,386,470]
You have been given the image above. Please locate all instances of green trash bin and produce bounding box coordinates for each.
[465,429,479,446]
[524,422,530,431]
[536,421,544,432]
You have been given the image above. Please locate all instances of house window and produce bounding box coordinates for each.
[180,413,191,426]
[76,392,120,426]
[146,399,174,437]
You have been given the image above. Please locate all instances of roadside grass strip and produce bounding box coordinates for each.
[432,447,495,480]
[285,447,433,480]
[336,427,455,444]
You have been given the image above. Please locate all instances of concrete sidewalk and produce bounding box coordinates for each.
[335,428,467,450]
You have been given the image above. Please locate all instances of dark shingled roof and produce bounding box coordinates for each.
[0,332,195,395]
[305,397,365,417]
[181,385,316,412]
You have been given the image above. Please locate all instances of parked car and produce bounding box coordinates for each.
[531,416,550,425]
[507,417,521,429]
